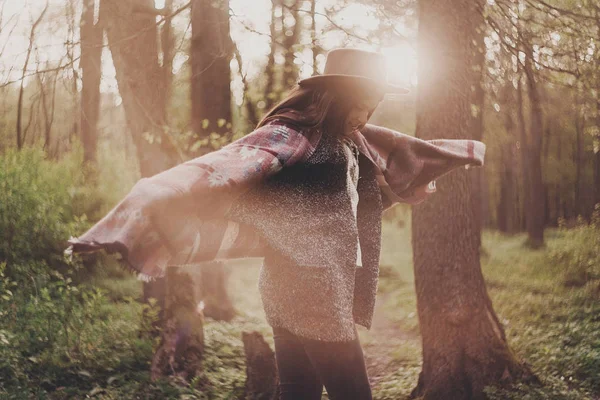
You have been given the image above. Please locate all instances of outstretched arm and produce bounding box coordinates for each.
[65,122,320,280]
[357,123,485,209]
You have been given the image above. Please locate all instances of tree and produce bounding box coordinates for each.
[190,0,236,322]
[101,0,204,379]
[410,0,535,398]
[80,0,103,169]
[520,34,545,247]
[190,0,233,151]
[16,2,48,150]
[100,0,181,177]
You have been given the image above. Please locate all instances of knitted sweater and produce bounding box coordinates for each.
[225,123,383,341]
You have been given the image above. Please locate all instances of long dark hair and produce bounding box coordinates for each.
[256,84,381,137]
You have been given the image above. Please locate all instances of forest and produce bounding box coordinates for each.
[0,0,599,399]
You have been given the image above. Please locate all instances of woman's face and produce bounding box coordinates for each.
[343,91,384,135]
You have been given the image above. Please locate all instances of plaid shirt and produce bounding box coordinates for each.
[65,119,485,280]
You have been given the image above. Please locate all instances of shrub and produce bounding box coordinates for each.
[0,147,92,282]
[547,215,600,289]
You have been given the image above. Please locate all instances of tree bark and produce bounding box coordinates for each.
[516,73,529,232]
[198,261,235,321]
[263,0,279,112]
[281,0,301,89]
[233,42,259,128]
[522,40,545,247]
[80,0,103,169]
[101,0,181,177]
[310,0,318,76]
[498,87,518,233]
[16,2,48,150]
[190,0,236,321]
[190,0,233,153]
[151,268,204,381]
[411,1,535,398]
[574,84,584,217]
[161,0,174,125]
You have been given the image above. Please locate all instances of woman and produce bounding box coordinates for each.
[65,48,485,399]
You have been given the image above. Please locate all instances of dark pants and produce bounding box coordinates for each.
[272,326,372,400]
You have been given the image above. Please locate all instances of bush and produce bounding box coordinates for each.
[546,215,600,289]
[0,147,94,282]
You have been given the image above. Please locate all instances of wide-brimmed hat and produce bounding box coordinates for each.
[298,48,410,95]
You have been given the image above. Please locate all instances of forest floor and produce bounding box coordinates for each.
[2,222,599,399]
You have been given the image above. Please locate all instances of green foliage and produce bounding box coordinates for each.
[546,218,600,289]
[0,147,89,278]
[0,259,153,398]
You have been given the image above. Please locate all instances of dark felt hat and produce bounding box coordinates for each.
[297,48,410,94]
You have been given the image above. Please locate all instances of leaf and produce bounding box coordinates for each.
[77,370,92,378]
[88,386,105,396]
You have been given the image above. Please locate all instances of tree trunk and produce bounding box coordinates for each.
[469,15,485,235]
[282,0,301,89]
[242,331,279,400]
[310,0,318,76]
[522,41,545,247]
[595,93,600,207]
[516,74,530,232]
[80,0,103,169]
[151,268,204,381]
[233,42,259,128]
[498,90,518,233]
[264,0,283,111]
[190,0,233,152]
[161,0,174,125]
[574,85,584,217]
[411,1,535,398]
[190,0,236,321]
[102,0,201,377]
[497,143,517,233]
[198,261,235,321]
[16,3,48,150]
[263,0,279,112]
[100,0,181,177]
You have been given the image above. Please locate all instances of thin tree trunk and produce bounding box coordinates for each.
[310,0,318,76]
[573,81,584,218]
[498,87,518,233]
[233,42,259,128]
[522,40,545,247]
[596,98,600,207]
[16,2,48,150]
[411,1,535,398]
[282,0,301,89]
[80,0,103,168]
[516,73,529,232]
[161,0,174,125]
[263,0,279,112]
[38,69,58,155]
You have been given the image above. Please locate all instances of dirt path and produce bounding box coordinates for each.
[362,292,420,392]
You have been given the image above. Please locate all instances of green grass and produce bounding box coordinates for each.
[1,222,599,399]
